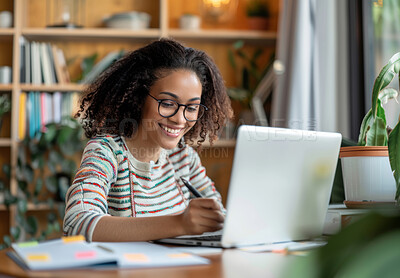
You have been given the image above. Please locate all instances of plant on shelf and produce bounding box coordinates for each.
[227,40,274,110]
[0,117,85,249]
[341,52,400,204]
[246,0,270,30]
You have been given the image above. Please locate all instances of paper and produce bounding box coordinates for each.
[9,238,209,271]
[99,242,209,268]
[239,241,327,253]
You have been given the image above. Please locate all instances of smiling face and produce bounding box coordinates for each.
[136,69,203,151]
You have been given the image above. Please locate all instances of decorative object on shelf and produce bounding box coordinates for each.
[0,66,11,84]
[46,0,85,28]
[246,0,270,30]
[227,40,274,124]
[0,94,11,132]
[179,14,201,30]
[201,0,238,23]
[103,11,151,30]
[341,52,400,205]
[0,117,85,249]
[0,11,12,28]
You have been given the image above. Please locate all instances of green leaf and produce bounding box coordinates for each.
[45,176,58,194]
[2,235,11,247]
[44,123,58,143]
[335,231,400,278]
[233,40,244,50]
[378,87,398,105]
[228,49,237,69]
[34,178,44,197]
[17,199,27,214]
[2,164,11,179]
[366,99,388,146]
[388,122,400,201]
[57,126,74,145]
[22,165,34,183]
[25,216,38,236]
[31,154,44,170]
[10,226,20,241]
[61,159,76,176]
[366,116,387,146]
[372,52,400,118]
[17,180,28,192]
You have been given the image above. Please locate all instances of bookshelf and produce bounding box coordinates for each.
[0,0,278,242]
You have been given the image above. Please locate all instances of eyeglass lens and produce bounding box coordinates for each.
[158,99,205,121]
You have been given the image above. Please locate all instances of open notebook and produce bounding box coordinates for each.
[158,125,342,248]
[8,236,209,270]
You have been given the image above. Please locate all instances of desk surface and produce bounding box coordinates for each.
[0,247,297,278]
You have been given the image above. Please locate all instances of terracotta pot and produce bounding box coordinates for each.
[247,17,269,30]
[339,146,396,202]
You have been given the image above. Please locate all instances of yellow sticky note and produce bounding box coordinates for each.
[27,254,50,262]
[62,235,85,243]
[124,253,149,262]
[168,253,192,259]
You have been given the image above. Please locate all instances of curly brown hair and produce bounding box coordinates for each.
[76,38,233,146]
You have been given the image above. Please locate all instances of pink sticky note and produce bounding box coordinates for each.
[75,250,97,259]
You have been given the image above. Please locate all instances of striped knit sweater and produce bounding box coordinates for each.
[63,134,223,241]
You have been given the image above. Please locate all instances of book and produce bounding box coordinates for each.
[8,235,209,271]
[39,42,54,85]
[51,45,65,84]
[31,42,42,85]
[19,37,25,83]
[18,93,27,140]
[55,46,70,83]
[25,40,31,83]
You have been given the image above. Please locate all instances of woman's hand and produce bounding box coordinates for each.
[179,198,225,235]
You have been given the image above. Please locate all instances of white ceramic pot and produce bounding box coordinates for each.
[179,15,201,30]
[340,146,396,202]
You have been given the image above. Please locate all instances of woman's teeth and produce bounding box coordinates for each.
[161,125,180,134]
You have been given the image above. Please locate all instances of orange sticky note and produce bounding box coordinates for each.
[124,253,149,262]
[75,251,97,259]
[27,254,50,262]
[62,235,85,243]
[168,253,192,259]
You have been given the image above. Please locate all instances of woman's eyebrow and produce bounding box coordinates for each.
[159,92,201,102]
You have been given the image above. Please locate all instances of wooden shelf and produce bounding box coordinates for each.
[0,28,14,41]
[22,28,161,42]
[0,84,12,91]
[0,138,12,147]
[20,83,85,92]
[169,29,277,44]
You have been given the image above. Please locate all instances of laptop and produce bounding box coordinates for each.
[158,125,342,248]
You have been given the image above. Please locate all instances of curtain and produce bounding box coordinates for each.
[271,0,350,137]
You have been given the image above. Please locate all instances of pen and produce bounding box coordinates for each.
[180,177,203,198]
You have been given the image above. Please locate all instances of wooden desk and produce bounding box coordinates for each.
[0,247,296,278]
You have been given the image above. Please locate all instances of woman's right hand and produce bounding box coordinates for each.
[179,198,225,235]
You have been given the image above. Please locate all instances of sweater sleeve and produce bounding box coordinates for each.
[187,147,225,210]
[63,137,118,242]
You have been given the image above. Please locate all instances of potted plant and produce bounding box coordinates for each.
[340,52,400,207]
[246,0,270,30]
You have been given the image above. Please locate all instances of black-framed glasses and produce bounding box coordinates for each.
[148,94,208,122]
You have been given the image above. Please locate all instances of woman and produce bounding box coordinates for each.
[63,39,233,242]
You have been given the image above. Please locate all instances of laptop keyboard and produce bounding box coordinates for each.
[174,230,223,241]
[182,234,222,241]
